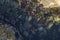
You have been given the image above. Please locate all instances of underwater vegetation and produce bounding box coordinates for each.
[0,0,60,40]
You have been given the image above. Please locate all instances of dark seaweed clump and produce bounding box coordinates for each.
[0,0,60,40]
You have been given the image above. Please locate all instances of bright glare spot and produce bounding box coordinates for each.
[54,16,60,22]
[48,23,53,29]
[56,0,60,6]
[49,2,54,6]
[40,0,60,8]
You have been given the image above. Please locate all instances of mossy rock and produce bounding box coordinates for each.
[32,0,38,3]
